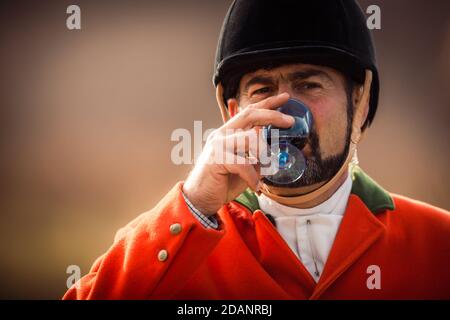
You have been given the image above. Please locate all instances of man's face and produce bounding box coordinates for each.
[235,63,354,188]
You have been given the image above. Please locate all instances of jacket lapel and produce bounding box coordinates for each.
[253,209,317,298]
[309,194,385,299]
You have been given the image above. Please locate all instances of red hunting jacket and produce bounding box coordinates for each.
[63,167,450,299]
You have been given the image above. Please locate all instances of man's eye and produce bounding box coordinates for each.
[251,87,272,96]
[297,82,322,90]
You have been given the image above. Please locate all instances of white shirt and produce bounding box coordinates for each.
[257,171,352,282]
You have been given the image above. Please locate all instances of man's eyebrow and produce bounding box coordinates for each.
[287,69,333,83]
[243,69,333,92]
[243,75,275,92]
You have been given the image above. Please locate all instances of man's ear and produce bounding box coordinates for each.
[352,84,370,130]
[350,70,372,145]
[227,98,239,118]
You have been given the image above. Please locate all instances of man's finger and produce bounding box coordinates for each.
[222,155,260,192]
[247,92,290,110]
[225,93,292,129]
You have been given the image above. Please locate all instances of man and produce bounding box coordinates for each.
[64,0,450,299]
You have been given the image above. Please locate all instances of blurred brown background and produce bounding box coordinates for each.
[0,0,448,299]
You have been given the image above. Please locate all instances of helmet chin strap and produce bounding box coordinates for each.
[215,70,372,207]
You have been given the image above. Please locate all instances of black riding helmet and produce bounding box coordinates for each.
[213,0,379,130]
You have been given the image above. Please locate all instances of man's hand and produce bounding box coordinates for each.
[182,92,294,216]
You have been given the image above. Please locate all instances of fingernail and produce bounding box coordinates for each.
[282,114,295,124]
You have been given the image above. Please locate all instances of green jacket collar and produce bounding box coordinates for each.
[234,166,395,214]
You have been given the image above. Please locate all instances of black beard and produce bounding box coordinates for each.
[262,101,353,189]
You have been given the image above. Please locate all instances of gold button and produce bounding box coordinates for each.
[157,249,168,262]
[170,223,182,235]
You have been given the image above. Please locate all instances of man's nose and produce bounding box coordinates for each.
[276,83,294,98]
